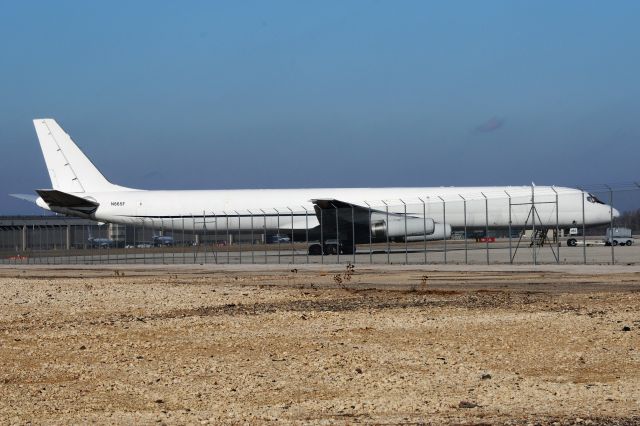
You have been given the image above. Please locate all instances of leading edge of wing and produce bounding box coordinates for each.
[310,198,413,217]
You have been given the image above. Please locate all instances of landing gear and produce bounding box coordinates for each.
[308,244,323,255]
[308,240,355,255]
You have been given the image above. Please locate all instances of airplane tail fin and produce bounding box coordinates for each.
[33,119,132,193]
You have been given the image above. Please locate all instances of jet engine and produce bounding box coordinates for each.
[404,223,452,242]
[370,215,436,240]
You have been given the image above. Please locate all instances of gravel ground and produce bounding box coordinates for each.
[0,265,639,425]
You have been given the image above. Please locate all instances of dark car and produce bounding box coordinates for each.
[268,234,291,244]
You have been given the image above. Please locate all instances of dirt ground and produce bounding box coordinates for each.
[0,265,639,425]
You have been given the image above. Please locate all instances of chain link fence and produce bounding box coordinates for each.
[2,184,639,266]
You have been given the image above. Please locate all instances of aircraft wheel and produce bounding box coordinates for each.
[567,238,577,247]
[308,244,322,256]
[324,245,337,255]
[612,240,618,246]
[626,240,633,246]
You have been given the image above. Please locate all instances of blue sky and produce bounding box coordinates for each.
[2,1,640,214]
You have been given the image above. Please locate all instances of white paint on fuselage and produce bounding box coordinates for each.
[83,186,615,232]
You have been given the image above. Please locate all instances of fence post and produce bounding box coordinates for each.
[417,197,427,265]
[182,217,186,264]
[260,209,267,264]
[203,211,207,264]
[192,214,197,264]
[213,212,218,264]
[551,187,560,264]
[224,212,230,264]
[170,217,175,264]
[459,195,468,264]
[14,225,19,265]
[79,224,84,265]
[481,192,489,265]
[248,210,254,264]
[301,205,309,264]
[234,210,242,265]
[275,208,281,264]
[505,191,512,264]
[438,196,446,264]
[580,189,586,264]
[320,208,324,264]
[288,207,294,265]
[160,217,165,264]
[70,225,74,265]
[531,185,537,266]
[382,200,390,264]
[606,185,614,265]
[332,202,340,264]
[364,201,372,264]
[41,223,45,265]
[106,223,110,265]
[351,204,356,264]
[400,199,408,264]
[142,219,146,265]
[45,222,49,264]
[22,224,27,253]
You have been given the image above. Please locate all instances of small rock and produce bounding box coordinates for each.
[355,368,363,374]
[458,401,478,408]
[622,326,631,332]
[155,399,164,404]
[481,373,492,380]
[79,345,86,350]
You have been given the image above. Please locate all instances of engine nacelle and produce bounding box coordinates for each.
[404,223,452,242]
[370,215,435,240]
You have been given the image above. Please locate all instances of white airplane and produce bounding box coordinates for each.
[13,118,618,254]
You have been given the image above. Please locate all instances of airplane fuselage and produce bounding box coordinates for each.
[38,185,615,232]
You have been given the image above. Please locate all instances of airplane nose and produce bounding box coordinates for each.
[612,207,620,219]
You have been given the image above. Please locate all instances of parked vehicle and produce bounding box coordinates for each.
[268,234,291,244]
[604,227,634,246]
[566,238,605,247]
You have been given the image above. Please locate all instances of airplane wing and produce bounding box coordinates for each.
[310,199,418,242]
[311,198,418,219]
[310,199,371,242]
[310,198,436,244]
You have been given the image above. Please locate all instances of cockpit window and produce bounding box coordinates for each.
[586,193,605,204]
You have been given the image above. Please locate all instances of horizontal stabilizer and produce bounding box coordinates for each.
[9,193,39,204]
[36,189,99,213]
